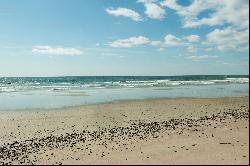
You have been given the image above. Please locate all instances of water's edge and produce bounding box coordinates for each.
[1,95,249,113]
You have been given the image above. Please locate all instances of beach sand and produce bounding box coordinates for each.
[0,96,249,165]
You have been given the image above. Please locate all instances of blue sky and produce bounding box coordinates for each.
[0,0,249,76]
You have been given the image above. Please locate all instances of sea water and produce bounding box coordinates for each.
[0,75,248,110]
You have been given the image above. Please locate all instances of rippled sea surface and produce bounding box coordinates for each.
[0,75,248,110]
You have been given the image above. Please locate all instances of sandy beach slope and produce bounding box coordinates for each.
[0,96,249,165]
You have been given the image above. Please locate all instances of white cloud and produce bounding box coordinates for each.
[106,7,142,21]
[162,34,202,48]
[160,0,182,10]
[109,33,202,50]
[138,0,165,20]
[164,34,182,46]
[187,55,218,61]
[32,46,83,56]
[185,35,200,42]
[144,3,166,20]
[206,27,249,51]
[109,36,151,48]
[108,34,201,49]
[150,40,162,46]
[161,0,249,29]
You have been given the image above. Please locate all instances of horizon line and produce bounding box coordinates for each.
[0,74,249,78]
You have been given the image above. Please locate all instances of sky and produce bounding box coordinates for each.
[0,0,249,76]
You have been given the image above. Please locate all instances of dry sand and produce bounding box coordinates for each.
[0,96,249,165]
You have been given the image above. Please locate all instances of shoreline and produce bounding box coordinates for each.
[0,96,249,164]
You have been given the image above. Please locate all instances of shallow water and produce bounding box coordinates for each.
[0,83,248,111]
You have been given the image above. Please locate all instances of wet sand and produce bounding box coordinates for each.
[0,96,249,165]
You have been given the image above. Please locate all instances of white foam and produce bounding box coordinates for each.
[226,78,249,83]
[0,87,16,92]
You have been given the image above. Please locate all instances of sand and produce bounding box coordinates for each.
[0,96,249,165]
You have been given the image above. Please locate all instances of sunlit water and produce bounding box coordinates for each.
[0,76,248,111]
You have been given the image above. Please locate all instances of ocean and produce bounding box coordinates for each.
[0,75,249,110]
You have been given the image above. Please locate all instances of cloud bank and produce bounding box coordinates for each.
[161,0,249,29]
